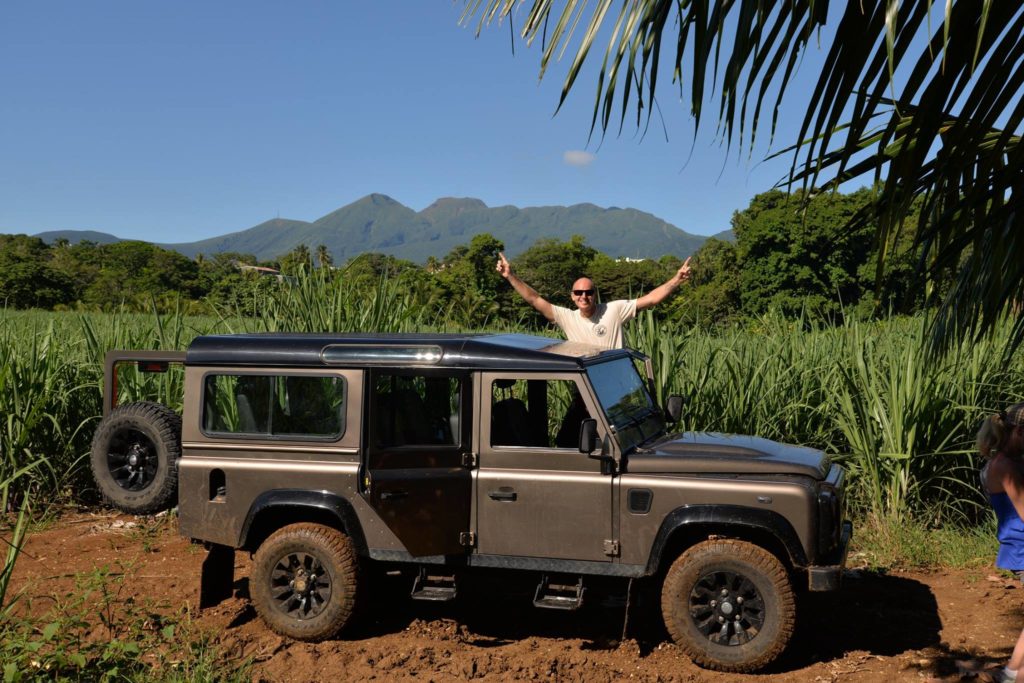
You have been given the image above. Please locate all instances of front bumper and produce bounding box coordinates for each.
[807,520,853,592]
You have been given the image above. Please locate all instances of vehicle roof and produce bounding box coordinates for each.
[185,332,632,371]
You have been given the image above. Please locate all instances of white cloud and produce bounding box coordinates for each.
[563,150,596,167]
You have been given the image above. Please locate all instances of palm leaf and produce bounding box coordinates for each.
[461,0,1024,353]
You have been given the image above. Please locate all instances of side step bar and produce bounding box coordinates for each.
[410,568,457,602]
[533,574,585,611]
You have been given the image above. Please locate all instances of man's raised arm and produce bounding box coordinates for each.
[636,257,692,311]
[496,252,555,321]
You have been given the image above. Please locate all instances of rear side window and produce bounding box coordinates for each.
[202,374,345,439]
[371,373,462,448]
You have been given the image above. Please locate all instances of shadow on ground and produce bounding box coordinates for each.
[773,570,941,671]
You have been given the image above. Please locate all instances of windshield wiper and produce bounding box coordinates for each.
[613,407,656,441]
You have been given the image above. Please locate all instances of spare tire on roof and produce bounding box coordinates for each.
[89,401,181,514]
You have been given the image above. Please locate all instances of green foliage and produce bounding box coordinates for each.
[0,235,74,309]
[432,233,509,328]
[852,516,999,571]
[0,564,249,681]
[588,253,674,307]
[278,243,313,276]
[733,189,873,319]
[0,319,96,508]
[514,235,598,303]
[77,242,202,310]
[669,237,742,326]
[0,497,31,618]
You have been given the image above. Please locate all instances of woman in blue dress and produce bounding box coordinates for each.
[979,403,1024,683]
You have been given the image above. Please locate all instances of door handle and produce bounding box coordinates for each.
[488,488,517,502]
[381,490,409,501]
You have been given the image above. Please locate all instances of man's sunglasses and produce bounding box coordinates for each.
[572,289,595,297]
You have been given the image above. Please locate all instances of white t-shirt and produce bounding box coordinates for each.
[551,299,638,350]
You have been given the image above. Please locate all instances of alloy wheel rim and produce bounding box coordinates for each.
[106,428,158,491]
[269,551,332,620]
[688,569,766,646]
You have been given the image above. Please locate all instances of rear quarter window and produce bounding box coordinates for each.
[202,373,346,440]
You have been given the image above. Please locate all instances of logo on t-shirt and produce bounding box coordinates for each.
[594,324,607,337]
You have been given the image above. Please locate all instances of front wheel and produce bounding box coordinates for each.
[661,539,795,672]
[251,523,361,641]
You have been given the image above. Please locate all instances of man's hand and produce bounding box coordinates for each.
[496,252,512,279]
[637,256,693,311]
[496,252,554,321]
[676,256,692,284]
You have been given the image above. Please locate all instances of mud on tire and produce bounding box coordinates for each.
[661,539,795,673]
[90,401,182,514]
[251,523,361,641]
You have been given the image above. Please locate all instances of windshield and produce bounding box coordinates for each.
[587,358,664,452]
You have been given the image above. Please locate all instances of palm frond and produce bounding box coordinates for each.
[461,0,1024,352]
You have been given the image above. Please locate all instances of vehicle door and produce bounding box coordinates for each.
[475,372,615,562]
[362,368,472,557]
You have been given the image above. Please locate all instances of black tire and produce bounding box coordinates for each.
[251,523,361,641]
[89,401,181,514]
[661,539,795,673]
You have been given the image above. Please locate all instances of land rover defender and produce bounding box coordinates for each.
[90,332,850,672]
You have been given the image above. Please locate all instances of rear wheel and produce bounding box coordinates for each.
[89,401,181,514]
[661,539,795,672]
[251,523,360,641]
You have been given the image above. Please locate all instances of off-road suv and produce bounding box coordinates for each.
[90,332,850,672]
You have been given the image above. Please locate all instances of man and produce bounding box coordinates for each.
[496,252,692,349]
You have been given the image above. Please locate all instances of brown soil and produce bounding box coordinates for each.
[8,511,1024,682]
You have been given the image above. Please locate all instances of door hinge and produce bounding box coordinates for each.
[461,452,478,468]
[603,540,620,557]
[460,531,476,547]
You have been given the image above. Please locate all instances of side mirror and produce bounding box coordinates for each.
[665,395,684,424]
[578,418,600,454]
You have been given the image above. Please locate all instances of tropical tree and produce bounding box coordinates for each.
[509,234,599,324]
[315,244,334,269]
[0,235,74,309]
[461,1,1024,352]
[733,188,875,319]
[279,243,313,276]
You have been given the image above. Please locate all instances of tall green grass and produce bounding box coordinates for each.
[214,267,432,334]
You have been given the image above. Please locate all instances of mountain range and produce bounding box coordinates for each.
[33,194,732,263]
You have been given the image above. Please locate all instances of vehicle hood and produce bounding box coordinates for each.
[626,432,831,480]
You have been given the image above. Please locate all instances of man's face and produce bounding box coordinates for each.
[570,278,597,317]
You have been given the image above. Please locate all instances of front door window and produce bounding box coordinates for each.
[490,378,592,449]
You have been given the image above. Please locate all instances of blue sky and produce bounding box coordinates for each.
[0,2,831,243]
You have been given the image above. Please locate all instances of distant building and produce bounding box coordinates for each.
[236,264,282,276]
[234,263,294,284]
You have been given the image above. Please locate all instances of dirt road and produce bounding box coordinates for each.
[8,513,1022,682]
